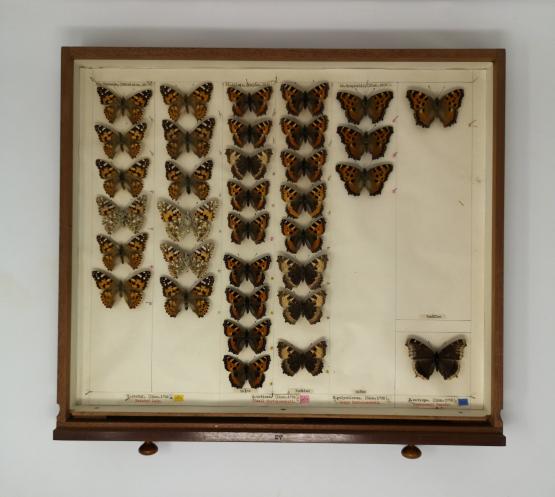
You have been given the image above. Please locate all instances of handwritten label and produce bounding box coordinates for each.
[338,81,392,89]
[333,394,392,406]
[224,77,278,88]
[407,397,469,409]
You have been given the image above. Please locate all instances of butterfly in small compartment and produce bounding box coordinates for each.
[91,269,151,309]
[406,337,467,380]
[227,86,273,117]
[336,90,394,125]
[228,212,270,245]
[280,182,326,218]
[225,285,269,320]
[96,232,148,271]
[223,319,271,354]
[160,240,214,279]
[406,88,465,128]
[277,339,327,376]
[227,180,270,211]
[96,195,147,235]
[280,82,329,116]
[336,125,394,161]
[228,118,272,148]
[280,149,326,183]
[280,217,326,254]
[95,158,150,198]
[164,160,213,201]
[223,254,271,287]
[94,123,147,159]
[335,162,393,196]
[277,253,328,290]
[280,115,328,150]
[157,198,219,242]
[160,275,215,318]
[96,86,152,124]
[225,148,272,180]
[223,354,271,389]
[162,118,215,159]
[278,289,326,325]
[159,83,214,121]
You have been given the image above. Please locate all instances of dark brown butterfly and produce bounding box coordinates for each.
[96,195,147,235]
[225,285,269,320]
[335,163,393,196]
[225,148,272,180]
[96,86,152,124]
[280,82,329,116]
[280,182,326,218]
[336,125,393,161]
[91,270,151,309]
[406,89,465,128]
[277,340,327,376]
[223,319,271,354]
[160,83,213,121]
[96,233,148,271]
[228,118,272,148]
[227,86,273,116]
[336,90,394,124]
[223,354,271,389]
[162,118,215,159]
[278,289,326,325]
[160,241,214,279]
[280,217,326,254]
[280,149,326,183]
[164,160,213,200]
[277,253,328,290]
[95,159,150,198]
[228,212,270,245]
[280,116,328,150]
[223,254,271,287]
[227,180,270,211]
[94,123,147,159]
[160,275,215,318]
[406,337,467,380]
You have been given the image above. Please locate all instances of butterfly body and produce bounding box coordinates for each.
[160,241,214,279]
[92,270,151,309]
[160,83,213,121]
[228,212,270,245]
[96,233,148,271]
[406,89,464,128]
[227,86,273,116]
[337,125,393,161]
[280,182,326,218]
[336,90,394,124]
[223,354,271,389]
[160,275,214,318]
[278,340,327,376]
[228,118,272,148]
[96,87,152,124]
[280,116,328,150]
[278,289,326,325]
[94,123,147,159]
[277,254,328,290]
[280,82,329,116]
[165,160,213,200]
[280,149,326,183]
[227,180,269,211]
[225,286,269,320]
[162,118,215,159]
[95,159,149,198]
[223,319,271,354]
[223,254,271,287]
[335,163,393,196]
[280,217,326,254]
[406,337,467,380]
[96,195,147,234]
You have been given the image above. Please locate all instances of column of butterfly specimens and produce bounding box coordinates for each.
[157,82,219,319]
[92,84,153,309]
[222,84,274,390]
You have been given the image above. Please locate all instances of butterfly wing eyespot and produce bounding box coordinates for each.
[223,319,247,354]
[223,355,247,389]
[303,290,327,324]
[277,340,303,376]
[337,125,364,160]
[304,340,327,376]
[124,270,151,309]
[368,126,394,160]
[278,289,303,325]
[406,338,437,379]
[438,89,465,127]
[247,355,271,388]
[437,338,467,380]
[367,90,394,123]
[225,286,246,320]
[406,90,436,128]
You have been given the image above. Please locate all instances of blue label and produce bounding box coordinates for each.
[458,398,469,407]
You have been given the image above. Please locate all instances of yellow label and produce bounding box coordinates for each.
[172,394,185,402]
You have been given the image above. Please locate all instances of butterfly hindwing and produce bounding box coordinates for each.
[227,86,273,116]
[278,289,326,325]
[223,254,271,287]
[335,163,393,196]
[280,82,329,116]
[227,212,270,245]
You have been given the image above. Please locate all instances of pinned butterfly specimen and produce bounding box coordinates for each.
[336,125,393,161]
[227,180,270,211]
[406,337,467,380]
[164,160,213,201]
[223,354,271,389]
[223,254,271,287]
[223,319,271,354]
[228,212,269,245]
[280,116,328,150]
[95,159,150,198]
[96,86,152,124]
[280,217,326,254]
[160,240,214,279]
[91,270,151,309]
[280,182,326,218]
[278,289,326,325]
[225,148,272,180]
[336,90,394,124]
[159,83,214,121]
[406,88,465,128]
[277,254,328,290]
[94,123,147,159]
[160,275,214,318]
[227,86,273,116]
[96,233,148,271]
[228,118,272,148]
[157,198,219,242]
[96,195,147,234]
[277,340,327,376]
[162,118,215,159]
[280,149,326,183]
[225,285,269,320]
[335,163,393,196]
[280,82,329,116]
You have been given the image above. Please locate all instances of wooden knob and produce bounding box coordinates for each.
[401,445,421,459]
[138,441,158,456]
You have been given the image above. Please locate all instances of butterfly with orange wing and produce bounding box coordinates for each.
[227,86,273,116]
[280,149,326,183]
[336,125,393,161]
[162,118,215,159]
[223,319,271,354]
[406,89,464,128]
[96,86,152,124]
[278,289,327,325]
[227,180,270,211]
[335,163,393,196]
[277,253,328,290]
[406,337,467,380]
[278,339,327,376]
[228,212,270,245]
[160,83,213,121]
[164,160,213,200]
[225,286,269,320]
[280,182,326,218]
[94,123,147,159]
[160,275,215,318]
[225,148,272,180]
[223,254,271,287]
[228,118,272,148]
[96,233,148,271]
[280,116,328,150]
[280,217,326,254]
[95,159,149,198]
[336,90,394,124]
[223,354,271,389]
[280,82,329,116]
[91,270,151,309]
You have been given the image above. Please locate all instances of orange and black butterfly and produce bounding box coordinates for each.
[160,241,214,279]
[91,270,151,309]
[164,160,213,200]
[225,285,269,320]
[96,233,148,271]
[406,337,467,380]
[96,86,152,124]
[223,254,271,287]
[280,149,326,183]
[277,253,328,290]
[96,195,147,235]
[227,180,270,211]
[94,123,147,159]
[160,83,213,121]
[280,182,326,218]
[278,340,327,376]
[227,86,273,117]
[228,118,272,148]
[157,199,219,242]
[223,354,271,389]
[336,90,394,124]
[406,89,464,128]
[280,82,329,116]
[280,116,328,150]
[95,159,149,198]
[223,319,271,354]
[280,217,326,254]
[160,275,215,318]
[336,125,393,161]
[225,148,272,180]
[335,163,393,196]
[278,289,326,325]
[162,118,215,159]
[228,212,270,245]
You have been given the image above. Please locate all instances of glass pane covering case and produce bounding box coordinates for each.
[55,48,505,449]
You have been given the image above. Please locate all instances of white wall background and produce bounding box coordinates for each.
[1,0,554,495]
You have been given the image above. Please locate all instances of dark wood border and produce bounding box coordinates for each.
[55,48,505,447]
